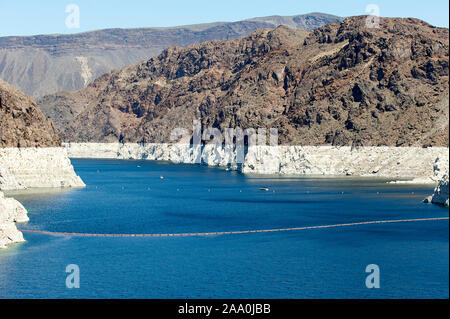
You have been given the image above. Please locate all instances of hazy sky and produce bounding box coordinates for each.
[0,0,448,37]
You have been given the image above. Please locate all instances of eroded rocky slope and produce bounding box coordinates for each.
[431,175,449,207]
[0,78,61,147]
[40,16,449,148]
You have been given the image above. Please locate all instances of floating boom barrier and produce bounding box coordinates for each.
[19,217,449,239]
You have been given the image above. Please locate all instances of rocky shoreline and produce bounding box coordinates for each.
[65,143,449,183]
[0,191,29,249]
[0,147,85,190]
[425,175,450,207]
[2,143,447,249]
[0,147,85,248]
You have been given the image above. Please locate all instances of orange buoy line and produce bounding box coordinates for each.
[18,217,449,239]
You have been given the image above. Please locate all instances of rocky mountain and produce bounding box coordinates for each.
[0,78,61,147]
[0,13,341,98]
[38,16,449,147]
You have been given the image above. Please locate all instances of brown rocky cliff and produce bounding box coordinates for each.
[0,78,62,147]
[39,16,449,147]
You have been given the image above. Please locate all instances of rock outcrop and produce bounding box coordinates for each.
[0,13,341,98]
[0,191,29,249]
[430,175,449,207]
[39,16,449,148]
[0,147,85,190]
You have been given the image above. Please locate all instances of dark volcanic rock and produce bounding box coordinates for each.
[0,78,61,147]
[39,16,449,147]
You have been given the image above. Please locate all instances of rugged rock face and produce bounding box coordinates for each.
[0,191,29,249]
[39,16,449,148]
[0,13,341,98]
[0,78,61,148]
[431,175,449,207]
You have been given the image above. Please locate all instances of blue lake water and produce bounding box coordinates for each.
[0,159,448,299]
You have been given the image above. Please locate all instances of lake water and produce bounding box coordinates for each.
[0,159,448,299]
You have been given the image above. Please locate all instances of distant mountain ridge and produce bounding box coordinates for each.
[0,13,341,97]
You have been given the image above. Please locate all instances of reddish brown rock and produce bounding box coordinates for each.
[0,78,61,148]
[39,16,449,147]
